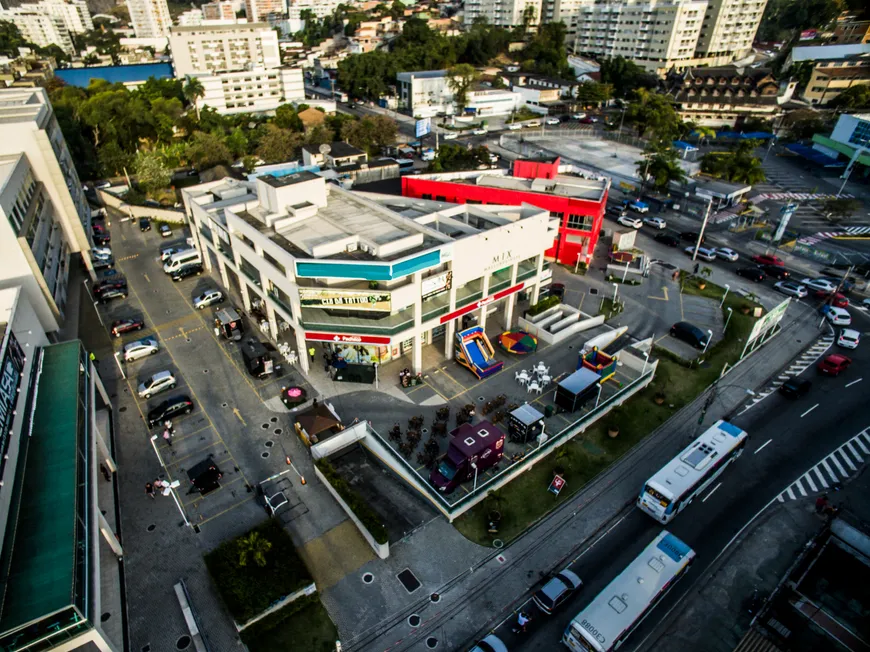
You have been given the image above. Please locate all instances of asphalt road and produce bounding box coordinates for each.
[482,310,870,651]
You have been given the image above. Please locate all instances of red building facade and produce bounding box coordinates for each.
[401,157,608,265]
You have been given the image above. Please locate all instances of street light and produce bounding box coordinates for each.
[702,329,713,354]
[594,382,603,407]
[724,306,733,332]
[471,462,479,492]
[612,282,619,303]
[720,284,730,307]
[149,435,190,527]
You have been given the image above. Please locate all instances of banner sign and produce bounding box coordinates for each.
[422,271,452,300]
[305,332,391,345]
[0,332,25,462]
[299,288,391,312]
[415,117,432,138]
[439,283,524,324]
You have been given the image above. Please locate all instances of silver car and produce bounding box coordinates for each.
[470,634,508,652]
[194,289,224,310]
[138,370,177,398]
[774,281,807,298]
[715,247,739,262]
[123,338,159,362]
[533,568,583,614]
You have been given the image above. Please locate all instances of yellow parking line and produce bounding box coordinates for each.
[172,423,213,444]
[165,440,222,466]
[184,473,245,508]
[197,494,256,526]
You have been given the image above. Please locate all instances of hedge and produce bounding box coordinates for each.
[526,294,562,317]
[316,460,389,544]
[204,520,313,622]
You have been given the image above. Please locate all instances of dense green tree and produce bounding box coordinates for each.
[599,56,658,98]
[520,22,574,79]
[150,97,184,144]
[447,63,477,112]
[700,140,766,184]
[98,141,133,177]
[340,115,397,156]
[225,127,249,158]
[757,0,843,42]
[139,77,185,103]
[822,197,861,223]
[829,85,870,110]
[274,104,304,131]
[625,89,680,140]
[0,21,28,57]
[574,81,613,108]
[134,150,172,193]
[428,143,490,172]
[255,124,303,163]
[636,143,686,193]
[82,53,100,66]
[187,131,232,169]
[37,44,69,64]
[782,108,825,140]
[304,124,335,149]
[183,76,205,120]
[236,531,272,568]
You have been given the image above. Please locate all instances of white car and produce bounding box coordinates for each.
[122,338,159,362]
[442,131,458,140]
[837,328,860,349]
[801,277,838,293]
[617,214,643,229]
[160,247,183,262]
[91,247,113,260]
[774,281,807,298]
[824,306,852,326]
[525,120,541,128]
[571,113,586,120]
[545,117,560,125]
[194,289,224,310]
[642,216,667,229]
[507,123,522,130]
[684,246,717,262]
[472,128,488,135]
[715,247,739,262]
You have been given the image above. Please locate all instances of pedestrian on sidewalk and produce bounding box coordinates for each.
[815,494,828,514]
[308,346,316,363]
[162,429,173,447]
[145,482,156,499]
[164,419,173,434]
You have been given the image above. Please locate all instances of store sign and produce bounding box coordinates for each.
[484,250,522,272]
[0,333,25,459]
[439,282,524,324]
[422,271,452,300]
[306,332,391,345]
[299,288,391,312]
[548,475,566,496]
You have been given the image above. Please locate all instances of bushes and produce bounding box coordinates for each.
[239,594,337,652]
[204,520,313,623]
[526,294,561,317]
[316,460,389,544]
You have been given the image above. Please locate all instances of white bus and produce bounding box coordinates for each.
[562,531,695,651]
[636,420,748,524]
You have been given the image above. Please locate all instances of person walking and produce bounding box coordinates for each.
[164,419,173,434]
[162,429,173,447]
[145,482,156,499]
[308,346,316,363]
[815,494,828,514]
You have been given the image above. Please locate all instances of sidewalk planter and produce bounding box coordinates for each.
[315,460,390,559]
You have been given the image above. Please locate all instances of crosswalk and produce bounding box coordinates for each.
[798,226,870,245]
[776,429,870,502]
[751,191,855,202]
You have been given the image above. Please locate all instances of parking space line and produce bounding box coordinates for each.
[182,470,243,508]
[165,440,222,466]
[197,495,257,526]
[144,273,150,283]
[172,423,214,444]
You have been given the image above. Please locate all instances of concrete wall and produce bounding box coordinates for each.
[235,582,317,631]
[310,420,367,460]
[314,465,390,559]
[97,189,188,223]
[518,304,604,345]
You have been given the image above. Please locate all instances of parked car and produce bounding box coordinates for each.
[802,278,838,293]
[469,634,508,652]
[442,131,458,139]
[93,233,111,246]
[571,112,587,120]
[643,216,667,229]
[816,291,849,307]
[715,247,739,262]
[138,370,177,399]
[779,377,811,398]
[533,569,583,615]
[472,128,488,135]
[736,267,766,282]
[146,394,194,429]
[91,256,114,271]
[525,120,541,128]
[670,321,710,349]
[628,200,649,213]
[98,287,127,303]
[92,246,113,260]
[579,116,598,124]
[818,276,853,292]
[139,217,151,232]
[607,205,627,217]
[821,305,852,326]
[171,263,203,282]
[751,254,784,266]
[863,297,870,310]
[817,353,852,376]
[95,180,112,189]
[194,289,224,310]
[759,264,790,280]
[507,123,522,131]
[111,318,145,337]
[837,328,860,349]
[774,281,807,298]
[159,224,172,238]
[92,223,106,235]
[655,232,680,247]
[617,214,643,229]
[680,231,704,244]
[683,246,717,262]
[160,246,183,262]
[545,117,560,125]
[122,338,159,362]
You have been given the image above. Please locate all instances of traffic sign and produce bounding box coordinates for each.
[548,474,566,496]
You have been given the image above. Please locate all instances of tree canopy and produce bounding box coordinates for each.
[700,140,767,185]
[599,57,658,98]
[829,85,870,110]
[624,88,680,140]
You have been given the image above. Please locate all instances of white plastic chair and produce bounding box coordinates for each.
[527,381,540,394]
[540,375,551,387]
[536,364,550,376]
[533,383,544,395]
[515,371,528,386]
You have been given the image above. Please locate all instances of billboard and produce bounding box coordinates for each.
[299,288,391,312]
[415,117,432,138]
[422,271,452,300]
[773,203,797,242]
[742,297,790,359]
[0,332,25,463]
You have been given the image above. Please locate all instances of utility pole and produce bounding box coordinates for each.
[692,199,713,261]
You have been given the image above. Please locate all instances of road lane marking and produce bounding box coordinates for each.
[794,479,807,496]
[144,273,150,283]
[838,449,857,471]
[754,439,772,454]
[813,467,829,489]
[828,454,847,477]
[702,482,722,502]
[801,404,818,417]
[232,407,246,426]
[855,437,870,455]
[820,458,838,479]
[786,487,796,499]
[845,378,862,387]
[648,286,669,301]
[803,474,817,492]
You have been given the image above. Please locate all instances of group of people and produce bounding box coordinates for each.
[815,494,841,519]
[144,478,172,499]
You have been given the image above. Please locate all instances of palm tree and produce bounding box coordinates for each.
[183,76,205,121]
[236,531,272,568]
[730,157,766,185]
[695,125,716,147]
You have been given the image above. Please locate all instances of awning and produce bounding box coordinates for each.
[673,140,698,151]
[784,143,846,168]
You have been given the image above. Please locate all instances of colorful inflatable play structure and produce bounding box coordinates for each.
[579,346,618,382]
[455,326,504,379]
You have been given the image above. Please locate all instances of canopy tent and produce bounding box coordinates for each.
[673,140,699,159]
[295,402,343,445]
[785,143,846,168]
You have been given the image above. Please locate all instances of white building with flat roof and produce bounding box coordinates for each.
[127,0,172,38]
[465,0,542,27]
[182,171,554,374]
[695,0,768,64]
[36,0,93,33]
[178,8,205,26]
[0,6,74,53]
[397,69,455,117]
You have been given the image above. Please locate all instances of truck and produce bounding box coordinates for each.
[241,338,274,378]
[429,421,505,494]
[214,307,244,341]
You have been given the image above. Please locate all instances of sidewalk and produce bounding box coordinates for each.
[342,308,828,650]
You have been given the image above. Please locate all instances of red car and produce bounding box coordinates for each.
[92,223,106,234]
[815,291,849,307]
[817,353,852,376]
[751,254,784,266]
[111,318,145,337]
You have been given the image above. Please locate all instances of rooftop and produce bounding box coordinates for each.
[260,169,320,188]
[170,22,272,34]
[396,69,448,81]
[415,169,608,202]
[791,43,870,62]
[303,141,365,159]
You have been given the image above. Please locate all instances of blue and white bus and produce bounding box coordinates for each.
[637,420,748,524]
[562,531,696,651]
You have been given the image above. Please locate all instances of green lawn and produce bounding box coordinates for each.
[454,278,762,545]
[240,596,337,652]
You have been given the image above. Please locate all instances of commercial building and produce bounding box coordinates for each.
[788,44,870,105]
[202,0,238,20]
[182,171,554,374]
[396,69,455,118]
[830,14,870,44]
[0,312,123,652]
[244,0,286,22]
[126,0,172,38]
[178,8,205,26]
[695,0,768,63]
[465,89,523,116]
[812,113,870,179]
[464,0,542,27]
[0,89,92,284]
[0,6,74,53]
[401,155,609,266]
[169,23,304,114]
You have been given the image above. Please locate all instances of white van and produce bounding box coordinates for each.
[163,249,201,273]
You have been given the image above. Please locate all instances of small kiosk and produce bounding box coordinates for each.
[508,403,545,444]
[555,367,601,413]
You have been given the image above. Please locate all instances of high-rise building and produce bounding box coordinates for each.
[178,8,205,26]
[695,0,768,64]
[202,0,238,21]
[244,0,286,23]
[287,0,339,20]
[126,0,172,38]
[36,0,93,34]
[464,0,541,27]
[0,6,74,53]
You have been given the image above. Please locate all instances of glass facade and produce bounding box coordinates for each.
[848,118,870,148]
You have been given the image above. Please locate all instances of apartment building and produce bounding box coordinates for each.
[169,22,280,75]
[244,0,286,22]
[203,0,238,20]
[396,69,455,117]
[695,0,768,63]
[287,0,341,20]
[831,14,870,45]
[37,0,93,33]
[198,66,304,113]
[182,171,554,374]
[0,89,92,283]
[570,0,708,75]
[178,8,205,25]
[126,0,172,38]
[0,6,74,53]
[789,44,870,105]
[464,0,542,27]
